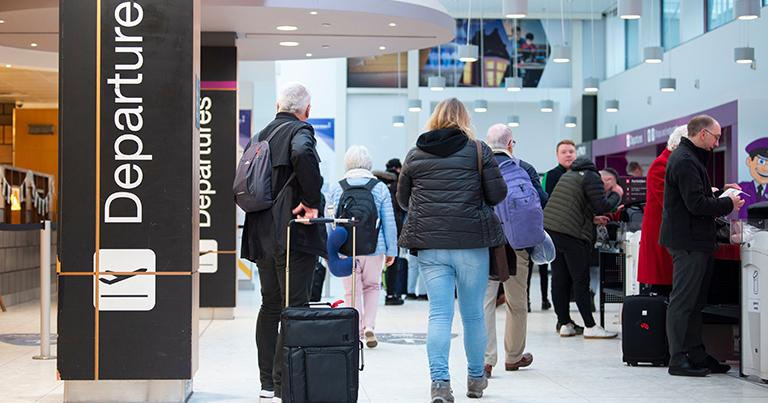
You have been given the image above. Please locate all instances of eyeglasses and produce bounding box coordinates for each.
[703,128,721,141]
[508,140,517,146]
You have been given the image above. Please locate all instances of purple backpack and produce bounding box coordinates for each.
[494,159,546,249]
[233,121,292,213]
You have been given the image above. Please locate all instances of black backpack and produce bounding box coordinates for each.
[336,178,380,256]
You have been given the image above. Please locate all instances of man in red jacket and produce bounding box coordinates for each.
[637,126,688,295]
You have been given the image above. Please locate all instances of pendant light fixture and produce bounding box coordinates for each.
[457,0,479,62]
[618,0,642,20]
[474,99,489,113]
[735,47,755,64]
[408,99,422,112]
[429,44,446,90]
[735,0,761,20]
[392,115,405,127]
[503,0,528,19]
[552,0,571,63]
[539,100,554,113]
[584,77,599,93]
[506,18,523,92]
[605,99,620,113]
[507,115,520,127]
[583,0,599,93]
[659,77,676,92]
[643,0,663,64]
[564,115,577,128]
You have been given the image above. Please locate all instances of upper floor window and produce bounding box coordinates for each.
[662,0,681,49]
[625,19,641,69]
[707,0,734,31]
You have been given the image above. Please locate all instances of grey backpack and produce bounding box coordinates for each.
[233,121,293,213]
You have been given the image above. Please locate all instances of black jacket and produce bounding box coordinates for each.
[493,151,548,208]
[543,157,621,243]
[373,170,405,236]
[659,137,733,252]
[543,164,568,196]
[397,128,507,250]
[241,113,327,262]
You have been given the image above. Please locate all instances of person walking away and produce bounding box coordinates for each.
[374,158,408,305]
[637,126,688,296]
[481,124,547,378]
[543,156,623,339]
[240,83,326,403]
[328,145,398,348]
[659,115,744,377]
[398,98,507,402]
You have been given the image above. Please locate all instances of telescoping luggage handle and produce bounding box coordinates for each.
[286,218,358,309]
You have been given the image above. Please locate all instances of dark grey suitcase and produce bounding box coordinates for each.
[281,218,363,403]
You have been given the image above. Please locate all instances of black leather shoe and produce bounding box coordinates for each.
[669,359,711,377]
[385,296,404,306]
[693,356,731,374]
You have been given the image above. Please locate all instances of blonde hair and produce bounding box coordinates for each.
[425,98,475,139]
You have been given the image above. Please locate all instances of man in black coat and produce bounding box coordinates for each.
[241,82,325,401]
[376,158,408,305]
[660,115,744,377]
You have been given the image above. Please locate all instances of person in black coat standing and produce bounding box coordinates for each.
[240,82,325,402]
[659,115,744,377]
[398,98,506,402]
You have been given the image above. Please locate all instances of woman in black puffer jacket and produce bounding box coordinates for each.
[397,98,506,402]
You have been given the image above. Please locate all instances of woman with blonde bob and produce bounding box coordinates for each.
[397,98,507,402]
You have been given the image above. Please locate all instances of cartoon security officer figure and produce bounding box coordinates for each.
[739,138,768,218]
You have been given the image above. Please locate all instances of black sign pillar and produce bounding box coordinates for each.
[58,0,200,400]
[199,32,237,317]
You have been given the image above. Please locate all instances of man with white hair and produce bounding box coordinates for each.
[241,82,324,402]
[481,124,547,377]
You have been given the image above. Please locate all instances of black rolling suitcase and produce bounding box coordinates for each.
[281,218,363,403]
[622,294,670,366]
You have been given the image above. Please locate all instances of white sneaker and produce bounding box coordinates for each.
[271,397,282,403]
[583,325,618,339]
[559,322,576,337]
[259,390,274,399]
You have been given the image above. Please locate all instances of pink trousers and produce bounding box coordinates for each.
[342,254,385,336]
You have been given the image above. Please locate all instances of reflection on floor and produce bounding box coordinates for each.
[1,273,767,402]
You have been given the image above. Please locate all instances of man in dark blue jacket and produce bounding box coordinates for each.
[481,124,546,377]
[660,115,744,377]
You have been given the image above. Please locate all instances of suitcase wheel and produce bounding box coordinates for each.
[627,361,638,367]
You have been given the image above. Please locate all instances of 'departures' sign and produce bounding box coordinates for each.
[199,40,237,308]
[58,0,200,380]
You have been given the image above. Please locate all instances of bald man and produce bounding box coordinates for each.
[481,124,547,377]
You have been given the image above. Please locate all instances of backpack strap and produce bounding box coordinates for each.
[263,121,294,143]
[363,178,379,191]
[339,179,351,191]
[475,140,483,176]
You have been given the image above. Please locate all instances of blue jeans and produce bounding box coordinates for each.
[418,248,489,382]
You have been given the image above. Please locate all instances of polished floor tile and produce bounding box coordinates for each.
[1,273,767,402]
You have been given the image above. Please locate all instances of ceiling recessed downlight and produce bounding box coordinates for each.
[30,43,38,47]
[305,53,313,57]
[388,22,397,27]
[4,64,11,68]
[279,41,299,47]
[379,46,387,50]
[309,11,318,15]
[276,25,298,31]
[0,20,5,24]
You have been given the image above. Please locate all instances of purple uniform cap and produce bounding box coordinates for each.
[746,138,768,158]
